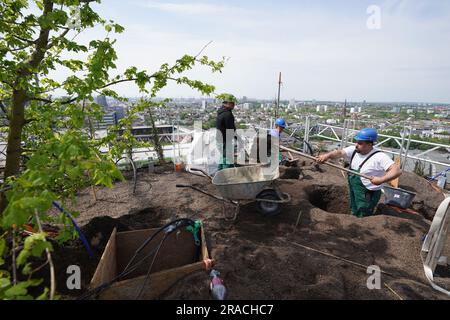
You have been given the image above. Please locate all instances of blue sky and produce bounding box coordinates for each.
[67,0,450,103]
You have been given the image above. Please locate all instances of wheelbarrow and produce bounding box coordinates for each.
[176,166,291,221]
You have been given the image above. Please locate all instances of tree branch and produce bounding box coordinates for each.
[2,19,39,28]
[194,40,213,59]
[16,0,54,79]
[63,42,217,95]
[23,118,37,125]
[0,80,14,88]
[99,78,140,89]
[28,96,78,105]
[12,34,37,45]
[27,97,52,104]
[7,43,35,52]
[0,101,9,119]
[46,28,70,50]
[29,260,49,277]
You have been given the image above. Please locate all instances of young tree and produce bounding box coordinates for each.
[0,0,224,299]
[146,106,165,165]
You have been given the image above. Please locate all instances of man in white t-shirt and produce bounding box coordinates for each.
[317,128,402,218]
[269,118,286,138]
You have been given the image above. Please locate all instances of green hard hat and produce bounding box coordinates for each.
[217,93,238,104]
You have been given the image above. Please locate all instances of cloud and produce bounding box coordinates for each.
[382,0,450,21]
[143,1,238,15]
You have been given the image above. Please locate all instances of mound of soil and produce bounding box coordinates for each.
[397,171,446,220]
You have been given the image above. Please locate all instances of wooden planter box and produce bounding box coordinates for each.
[90,225,211,300]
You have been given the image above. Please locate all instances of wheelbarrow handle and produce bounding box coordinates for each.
[176,184,191,188]
[176,183,237,205]
[189,168,213,182]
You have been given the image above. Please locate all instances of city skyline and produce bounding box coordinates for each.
[96,94,450,105]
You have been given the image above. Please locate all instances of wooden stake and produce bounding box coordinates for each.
[385,282,403,300]
[279,239,396,278]
[390,156,401,188]
[91,185,97,201]
[87,171,97,202]
[12,227,17,285]
[288,151,294,161]
[295,210,302,229]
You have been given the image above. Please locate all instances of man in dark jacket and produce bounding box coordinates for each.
[215,93,238,170]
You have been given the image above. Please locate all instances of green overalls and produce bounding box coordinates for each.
[217,142,235,171]
[347,150,382,218]
[218,154,234,171]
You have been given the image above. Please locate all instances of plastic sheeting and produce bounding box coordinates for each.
[421,196,450,296]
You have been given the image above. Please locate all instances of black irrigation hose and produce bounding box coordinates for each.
[77,245,160,300]
[135,233,168,300]
[304,140,315,156]
[283,133,315,156]
[77,218,196,300]
[115,156,137,195]
[123,218,195,273]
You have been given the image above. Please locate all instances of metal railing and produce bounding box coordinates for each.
[301,117,450,170]
[0,125,196,182]
[2,119,448,175]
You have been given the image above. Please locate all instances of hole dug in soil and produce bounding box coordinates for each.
[305,185,350,214]
[280,167,301,180]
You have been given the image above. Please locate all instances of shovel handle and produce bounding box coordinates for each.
[280,145,373,180]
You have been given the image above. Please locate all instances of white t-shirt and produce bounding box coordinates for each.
[269,128,280,138]
[343,146,395,190]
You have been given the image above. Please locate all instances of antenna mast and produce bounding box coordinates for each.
[275,72,282,118]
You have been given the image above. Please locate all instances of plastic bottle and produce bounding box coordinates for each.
[437,174,446,189]
[175,162,184,173]
[209,269,226,300]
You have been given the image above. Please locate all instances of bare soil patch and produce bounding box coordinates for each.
[50,163,449,300]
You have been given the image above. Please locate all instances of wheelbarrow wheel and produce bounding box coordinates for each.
[257,189,282,217]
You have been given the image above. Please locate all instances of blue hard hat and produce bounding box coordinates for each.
[275,118,286,128]
[354,128,378,142]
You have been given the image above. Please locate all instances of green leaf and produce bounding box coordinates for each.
[4,279,43,299]
[22,263,33,276]
[67,145,79,157]
[35,0,44,10]
[0,278,11,289]
[114,24,124,33]
[2,205,29,230]
[37,287,49,300]
[15,294,34,300]
[0,238,5,266]
[16,250,31,267]
[55,227,76,243]
[27,278,44,287]
[4,283,28,297]
[30,240,52,257]
[0,270,10,279]
[16,233,52,267]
